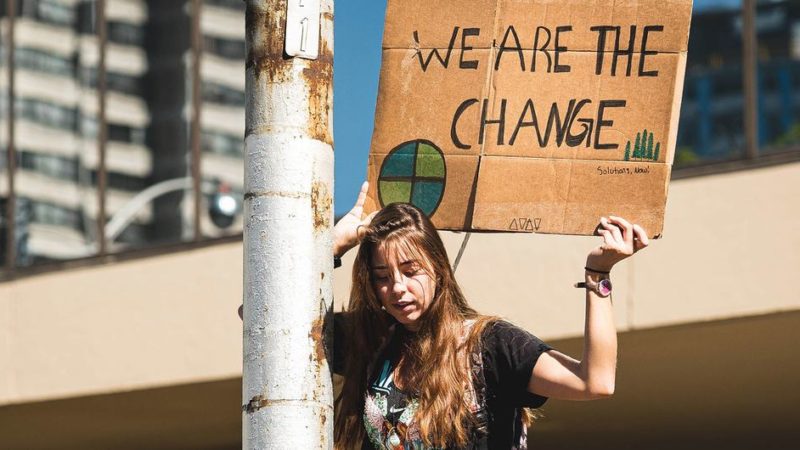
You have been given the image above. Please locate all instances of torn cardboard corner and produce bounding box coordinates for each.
[364,0,693,238]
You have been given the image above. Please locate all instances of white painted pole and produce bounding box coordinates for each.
[242,1,334,448]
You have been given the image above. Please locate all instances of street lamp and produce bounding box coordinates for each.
[103,177,239,243]
[3,177,241,261]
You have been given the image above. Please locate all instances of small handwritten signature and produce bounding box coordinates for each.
[596,165,651,176]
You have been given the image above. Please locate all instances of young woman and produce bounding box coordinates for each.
[331,182,649,449]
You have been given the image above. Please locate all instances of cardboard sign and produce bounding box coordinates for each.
[364,0,693,237]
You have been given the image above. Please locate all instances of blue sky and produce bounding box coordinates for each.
[331,0,744,215]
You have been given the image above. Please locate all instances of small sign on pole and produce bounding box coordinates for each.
[285,0,321,59]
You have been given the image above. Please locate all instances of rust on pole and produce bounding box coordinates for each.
[4,0,16,270]
[742,0,759,159]
[190,0,203,241]
[243,0,335,447]
[96,0,109,255]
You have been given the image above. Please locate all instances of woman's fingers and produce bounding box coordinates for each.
[589,217,649,272]
[632,223,650,251]
[600,217,623,245]
[353,181,369,210]
[346,181,370,219]
[608,216,633,246]
[597,228,613,247]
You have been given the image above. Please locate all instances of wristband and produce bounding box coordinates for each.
[584,266,610,275]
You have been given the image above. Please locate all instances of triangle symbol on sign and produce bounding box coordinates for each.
[509,219,519,231]
[523,219,534,231]
[533,218,542,230]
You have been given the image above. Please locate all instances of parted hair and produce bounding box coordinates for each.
[334,203,497,449]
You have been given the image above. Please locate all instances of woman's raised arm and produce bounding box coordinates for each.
[527,216,649,401]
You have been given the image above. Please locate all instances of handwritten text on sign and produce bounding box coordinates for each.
[412,25,665,151]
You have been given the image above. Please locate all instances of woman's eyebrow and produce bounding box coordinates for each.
[371,260,416,271]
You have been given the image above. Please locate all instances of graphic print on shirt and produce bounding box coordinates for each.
[363,359,436,450]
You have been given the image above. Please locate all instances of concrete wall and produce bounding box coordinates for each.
[0,244,244,406]
[1,162,798,407]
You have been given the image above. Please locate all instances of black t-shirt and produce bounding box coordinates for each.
[334,315,553,449]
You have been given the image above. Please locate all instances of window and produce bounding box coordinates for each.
[15,47,75,78]
[677,1,747,165]
[202,81,244,107]
[754,1,800,152]
[108,21,144,47]
[676,0,800,167]
[205,0,245,12]
[19,151,79,182]
[79,66,143,96]
[30,200,84,230]
[107,123,146,146]
[3,0,76,27]
[17,98,77,132]
[204,35,245,60]
[202,131,242,157]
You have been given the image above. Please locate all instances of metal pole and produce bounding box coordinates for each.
[190,0,203,241]
[242,0,334,448]
[742,0,759,159]
[96,0,109,255]
[4,0,16,269]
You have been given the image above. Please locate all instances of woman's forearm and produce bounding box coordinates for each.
[579,272,617,396]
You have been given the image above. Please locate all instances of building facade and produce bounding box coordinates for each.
[0,0,245,266]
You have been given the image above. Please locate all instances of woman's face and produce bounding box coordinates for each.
[370,243,437,331]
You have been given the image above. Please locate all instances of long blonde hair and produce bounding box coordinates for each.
[334,203,497,448]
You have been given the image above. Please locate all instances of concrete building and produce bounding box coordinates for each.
[1,1,799,449]
[0,0,245,266]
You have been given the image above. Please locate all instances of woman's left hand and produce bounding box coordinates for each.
[585,216,649,272]
[333,181,376,257]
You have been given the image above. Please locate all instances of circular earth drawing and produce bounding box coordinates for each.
[378,140,446,217]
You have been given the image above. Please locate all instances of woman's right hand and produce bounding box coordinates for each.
[333,181,376,257]
[239,183,374,322]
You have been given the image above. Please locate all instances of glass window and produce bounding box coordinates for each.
[204,35,245,60]
[79,66,143,96]
[5,0,75,27]
[202,130,242,157]
[754,0,800,152]
[677,1,746,165]
[107,21,144,46]
[19,151,79,182]
[15,47,75,77]
[202,81,244,107]
[205,0,245,12]
[17,97,78,132]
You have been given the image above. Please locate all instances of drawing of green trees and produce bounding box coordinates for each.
[623,129,661,162]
